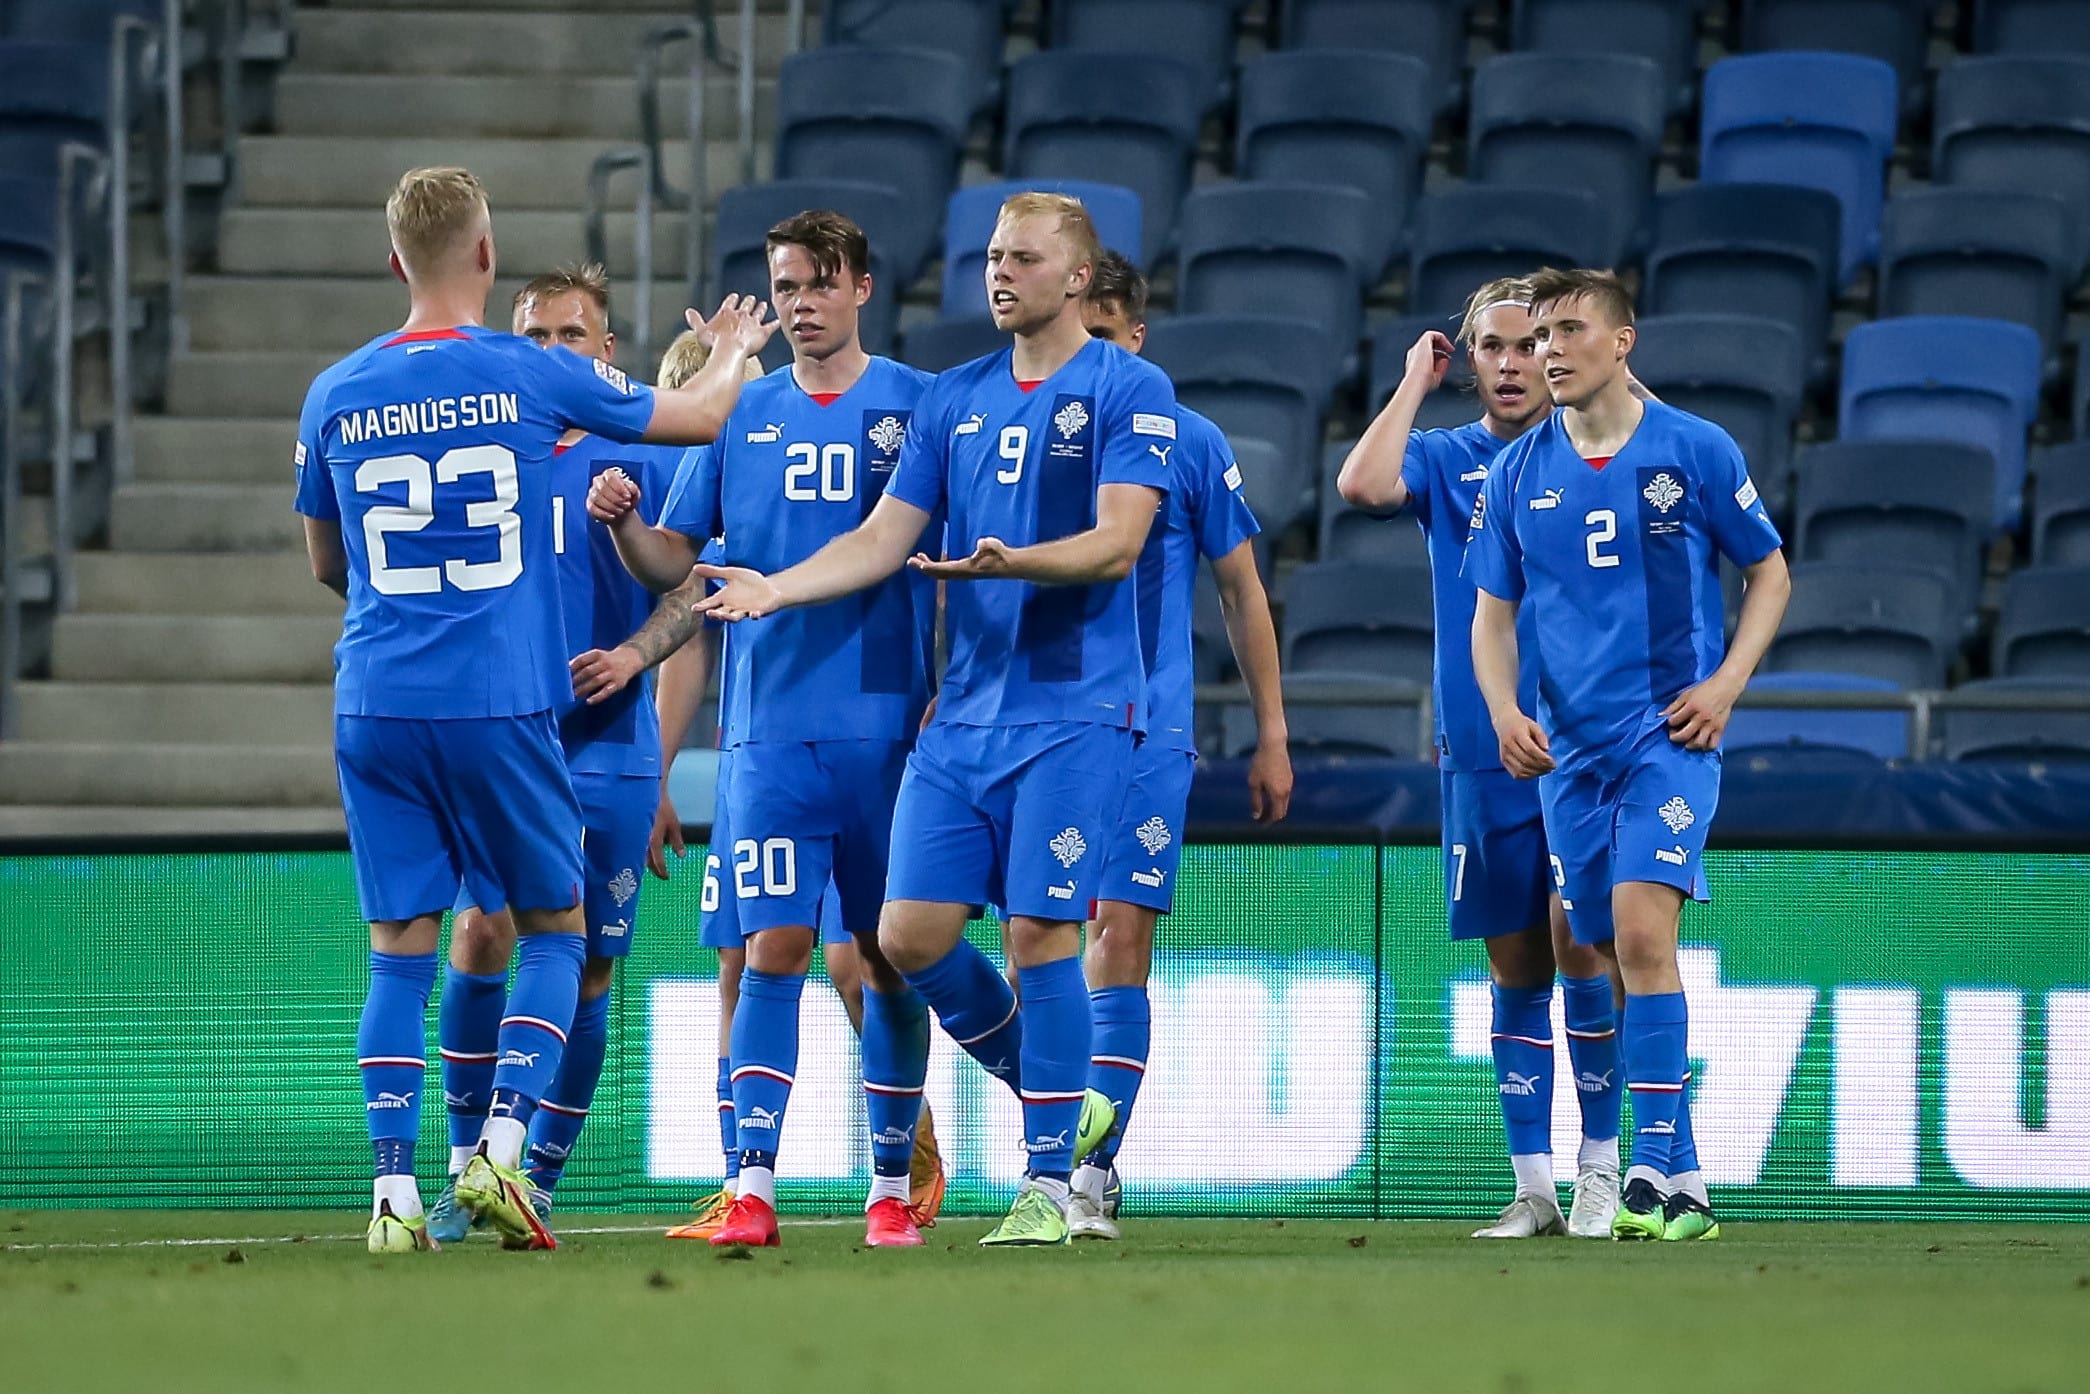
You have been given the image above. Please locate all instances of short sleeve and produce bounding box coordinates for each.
[659,443,723,544]
[534,344,658,443]
[1193,432,1262,561]
[1461,443,1525,602]
[1098,360,1177,493]
[1396,430,1432,528]
[1701,430,1783,568]
[885,382,949,516]
[634,445,679,530]
[291,374,338,521]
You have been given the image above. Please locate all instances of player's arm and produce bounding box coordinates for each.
[303,516,347,598]
[591,444,712,593]
[1336,330,1452,512]
[1211,542,1292,821]
[644,628,712,878]
[572,568,713,703]
[913,482,1161,585]
[639,298,779,445]
[1665,548,1791,751]
[1472,589,1554,779]
[698,492,935,620]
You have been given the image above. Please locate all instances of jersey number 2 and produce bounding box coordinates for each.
[1584,509,1620,569]
[355,445,522,595]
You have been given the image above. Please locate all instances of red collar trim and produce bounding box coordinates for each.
[382,327,472,347]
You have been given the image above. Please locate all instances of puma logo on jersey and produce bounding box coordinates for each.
[1529,487,1566,511]
[1459,467,1489,482]
[1148,444,1173,467]
[1654,845,1690,866]
[955,413,987,436]
[746,423,785,443]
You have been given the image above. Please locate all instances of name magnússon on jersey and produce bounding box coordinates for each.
[336,392,521,445]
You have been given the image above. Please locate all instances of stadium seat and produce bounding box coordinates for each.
[1973,0,2090,57]
[1145,314,1344,534]
[0,40,109,179]
[1790,440,1994,616]
[1933,57,2090,271]
[1318,442,1435,566]
[1510,0,1702,114]
[1467,52,1667,265]
[1278,0,1473,112]
[1175,184,1376,359]
[1700,53,1898,286]
[1235,51,1435,274]
[2031,445,2090,565]
[1993,565,2090,680]
[1281,561,1435,684]
[1628,315,1805,514]
[711,179,910,362]
[940,180,1143,316]
[1223,675,1426,759]
[1048,0,1243,112]
[1641,183,1842,372]
[1877,189,2077,361]
[772,46,971,283]
[1838,316,2043,533]
[1004,51,1204,264]
[1937,677,2090,761]
[1407,186,1607,319]
[822,0,1008,113]
[1739,0,1933,111]
[0,174,59,278]
[898,315,1006,374]
[2078,349,2090,440]
[1763,561,1959,688]
[5,0,163,42]
[1724,671,1910,761]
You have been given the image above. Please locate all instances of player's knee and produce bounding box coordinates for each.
[1005,914,1080,969]
[747,927,815,977]
[449,907,515,974]
[1084,905,1157,987]
[850,931,908,995]
[1484,925,1555,991]
[875,901,962,974]
[578,956,616,1001]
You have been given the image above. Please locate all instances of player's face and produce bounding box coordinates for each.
[767,241,868,363]
[515,289,613,363]
[1534,293,1630,410]
[985,213,1088,335]
[1467,301,1544,433]
[1081,298,1145,355]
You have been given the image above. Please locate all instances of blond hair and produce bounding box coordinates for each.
[514,261,611,328]
[386,166,488,278]
[995,190,1102,279]
[1456,276,1534,347]
[656,329,765,390]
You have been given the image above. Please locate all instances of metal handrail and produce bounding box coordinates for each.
[158,0,186,351]
[1,272,35,740]
[632,1,757,315]
[108,12,154,485]
[53,142,111,614]
[583,147,658,369]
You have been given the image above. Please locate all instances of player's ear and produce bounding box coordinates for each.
[1130,321,1146,353]
[1616,323,1637,360]
[855,270,872,309]
[388,249,407,285]
[602,330,617,363]
[476,234,493,275]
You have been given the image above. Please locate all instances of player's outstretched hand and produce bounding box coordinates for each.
[1495,712,1555,779]
[571,644,646,704]
[1406,330,1455,392]
[909,538,1013,580]
[690,563,784,621]
[1665,673,1742,751]
[647,792,685,880]
[1248,741,1294,823]
[588,467,641,525]
[688,295,779,357]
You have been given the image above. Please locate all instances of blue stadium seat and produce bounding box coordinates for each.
[1235,50,1435,274]
[772,46,970,283]
[898,314,1006,374]
[1144,314,1343,534]
[822,0,1007,113]
[1739,0,1932,111]
[1628,315,1805,513]
[1878,188,2077,361]
[1368,314,1474,422]
[1467,52,1666,265]
[1281,561,1436,684]
[1407,186,1607,319]
[1641,183,1841,371]
[6,0,163,41]
[1279,0,1472,112]
[1004,51,1204,264]
[1049,0,1243,112]
[0,40,109,178]
[1318,440,1434,566]
[1934,57,2090,272]
[2078,347,2090,439]
[1790,440,1994,616]
[1993,565,2090,680]
[1724,671,1909,760]
[1937,677,2090,761]
[2031,445,2090,566]
[1176,183,1375,359]
[1223,675,1425,759]
[1510,0,1701,114]
[1838,316,2043,533]
[1763,561,1959,688]
[711,179,910,363]
[1973,0,2090,57]
[0,173,59,277]
[939,180,1143,316]
[1700,53,1898,286]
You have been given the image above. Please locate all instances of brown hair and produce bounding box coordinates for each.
[1526,266,1635,328]
[655,329,765,390]
[1086,248,1148,327]
[995,190,1102,276]
[766,209,870,282]
[513,261,611,327]
[1456,275,1534,347]
[385,166,488,277]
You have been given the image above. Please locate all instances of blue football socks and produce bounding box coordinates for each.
[1014,958,1092,1183]
[730,968,806,1207]
[359,950,437,1180]
[1561,973,1622,1160]
[438,965,505,1166]
[862,983,931,1185]
[905,937,1024,1093]
[1623,991,1690,1188]
[1086,985,1150,1167]
[525,988,610,1196]
[1491,983,1557,1186]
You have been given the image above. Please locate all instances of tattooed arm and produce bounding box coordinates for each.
[570,569,708,704]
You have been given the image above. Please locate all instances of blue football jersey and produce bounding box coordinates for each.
[1133,406,1259,752]
[1396,419,1542,772]
[1463,402,1784,771]
[293,326,657,719]
[660,357,937,746]
[554,435,679,776]
[887,336,1177,730]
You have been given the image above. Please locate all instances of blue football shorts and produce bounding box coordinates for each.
[886,720,1136,921]
[1441,766,1553,941]
[1540,729,1720,945]
[448,769,658,959]
[1095,743,1198,914]
[336,711,581,924]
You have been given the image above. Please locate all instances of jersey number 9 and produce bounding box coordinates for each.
[784,442,855,502]
[996,426,1028,485]
[355,445,522,595]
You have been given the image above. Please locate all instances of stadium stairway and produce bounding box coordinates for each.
[0,0,791,838]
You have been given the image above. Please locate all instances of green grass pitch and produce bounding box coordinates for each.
[4,1211,2087,1393]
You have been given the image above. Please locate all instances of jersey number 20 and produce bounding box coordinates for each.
[355,445,522,595]
[784,442,855,501]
